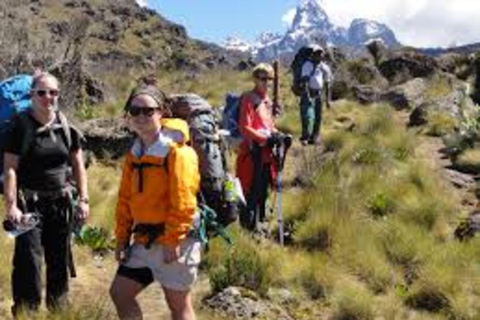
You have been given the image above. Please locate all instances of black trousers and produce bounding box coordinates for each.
[241,145,271,231]
[11,196,71,315]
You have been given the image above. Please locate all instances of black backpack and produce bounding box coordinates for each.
[290,46,315,96]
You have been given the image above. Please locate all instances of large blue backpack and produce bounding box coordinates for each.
[0,74,33,123]
[221,92,262,145]
[0,75,33,172]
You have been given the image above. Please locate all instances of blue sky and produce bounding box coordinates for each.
[143,0,299,44]
[139,0,480,47]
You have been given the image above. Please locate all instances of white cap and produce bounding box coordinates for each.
[309,44,324,53]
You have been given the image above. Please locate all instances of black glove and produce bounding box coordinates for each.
[266,132,283,148]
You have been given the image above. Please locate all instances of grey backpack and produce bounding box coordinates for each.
[170,94,238,226]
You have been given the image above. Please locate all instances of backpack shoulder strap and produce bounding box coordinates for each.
[17,112,36,158]
[242,91,263,110]
[57,111,72,150]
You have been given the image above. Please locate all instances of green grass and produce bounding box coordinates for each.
[2,67,480,319]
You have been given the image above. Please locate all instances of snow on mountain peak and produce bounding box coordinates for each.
[223,0,399,60]
[255,32,282,46]
[348,19,399,47]
[223,37,253,52]
[291,0,330,32]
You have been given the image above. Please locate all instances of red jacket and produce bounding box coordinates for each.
[236,89,277,194]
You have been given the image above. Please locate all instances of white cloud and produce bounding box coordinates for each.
[281,0,480,47]
[136,0,148,7]
[321,0,480,47]
[282,8,296,27]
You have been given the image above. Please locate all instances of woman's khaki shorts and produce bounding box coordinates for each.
[118,237,202,291]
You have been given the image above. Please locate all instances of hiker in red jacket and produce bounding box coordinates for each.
[236,63,283,232]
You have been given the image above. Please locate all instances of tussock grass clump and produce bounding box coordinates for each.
[453,148,480,174]
[297,255,335,300]
[426,110,458,137]
[380,221,433,278]
[205,230,281,296]
[331,279,375,320]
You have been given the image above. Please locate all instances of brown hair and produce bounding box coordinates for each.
[124,76,171,117]
[31,71,59,89]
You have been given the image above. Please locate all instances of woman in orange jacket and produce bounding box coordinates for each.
[109,79,201,320]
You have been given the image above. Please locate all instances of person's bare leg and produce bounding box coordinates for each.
[163,286,196,320]
[110,275,145,320]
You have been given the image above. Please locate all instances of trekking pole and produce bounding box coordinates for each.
[273,60,281,117]
[276,134,292,246]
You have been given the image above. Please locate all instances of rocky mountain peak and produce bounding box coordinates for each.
[227,0,400,61]
[290,0,331,32]
[348,18,400,47]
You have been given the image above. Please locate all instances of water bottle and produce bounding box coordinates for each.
[223,175,237,203]
[2,213,39,238]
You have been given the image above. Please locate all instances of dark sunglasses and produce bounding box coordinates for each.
[128,106,157,117]
[257,77,273,82]
[33,89,59,97]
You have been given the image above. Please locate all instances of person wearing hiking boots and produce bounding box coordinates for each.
[299,45,333,146]
[237,63,284,233]
[3,71,89,317]
[109,79,201,320]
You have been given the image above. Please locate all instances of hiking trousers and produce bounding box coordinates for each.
[11,195,72,316]
[241,145,271,231]
[300,91,323,142]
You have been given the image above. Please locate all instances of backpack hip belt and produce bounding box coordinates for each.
[20,185,74,201]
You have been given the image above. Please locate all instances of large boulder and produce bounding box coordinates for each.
[79,118,134,160]
[379,51,439,85]
[331,59,388,101]
[352,85,382,105]
[381,78,427,110]
[436,53,474,80]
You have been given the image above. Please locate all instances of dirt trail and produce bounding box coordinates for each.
[70,252,213,320]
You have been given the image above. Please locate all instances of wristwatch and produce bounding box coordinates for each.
[79,197,89,204]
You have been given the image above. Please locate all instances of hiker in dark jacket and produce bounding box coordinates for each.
[299,45,333,146]
[3,72,89,316]
[237,63,283,232]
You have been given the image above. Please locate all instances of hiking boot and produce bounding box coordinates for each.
[308,137,321,146]
[300,138,308,146]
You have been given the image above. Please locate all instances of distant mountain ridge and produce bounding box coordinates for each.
[224,0,400,60]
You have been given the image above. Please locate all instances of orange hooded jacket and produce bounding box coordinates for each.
[115,118,200,246]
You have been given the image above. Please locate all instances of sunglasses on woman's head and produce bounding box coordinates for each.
[33,89,60,97]
[128,106,157,117]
